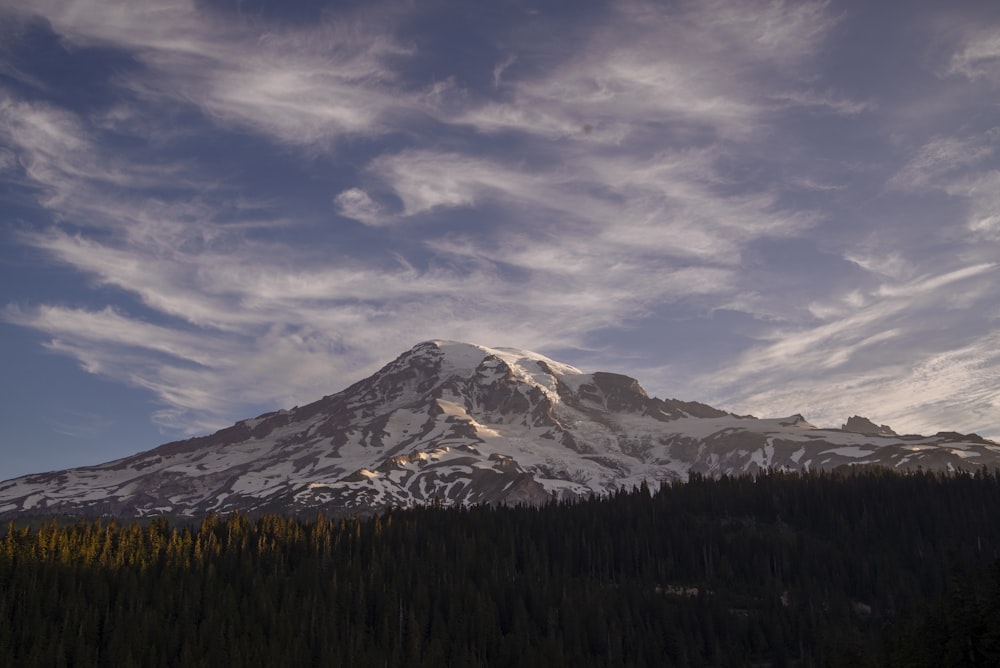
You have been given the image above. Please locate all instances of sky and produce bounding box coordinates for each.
[1,0,999,479]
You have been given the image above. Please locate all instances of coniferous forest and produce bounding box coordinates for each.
[3,468,1000,667]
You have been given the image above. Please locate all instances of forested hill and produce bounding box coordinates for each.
[3,468,1000,666]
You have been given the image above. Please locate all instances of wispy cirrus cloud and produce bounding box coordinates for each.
[889,132,998,191]
[707,329,1000,440]
[696,262,1000,435]
[449,0,842,144]
[333,188,388,227]
[343,147,814,262]
[948,29,1000,82]
[2,0,412,148]
[0,96,201,204]
[4,304,225,368]
[767,89,875,116]
[888,129,1000,240]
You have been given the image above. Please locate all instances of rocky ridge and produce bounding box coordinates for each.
[1,340,997,518]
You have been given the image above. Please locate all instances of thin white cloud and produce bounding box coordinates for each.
[732,263,996,373]
[677,0,834,66]
[6,303,382,431]
[334,188,387,226]
[711,330,1000,440]
[0,96,195,200]
[4,0,411,147]
[948,30,1000,82]
[807,290,867,321]
[492,55,517,89]
[50,411,114,439]
[447,0,839,144]
[889,133,997,191]
[873,262,996,299]
[697,262,1000,436]
[4,304,224,368]
[786,177,846,192]
[947,170,1000,240]
[358,148,813,265]
[844,251,913,281]
[888,129,1000,240]
[22,231,245,331]
[768,89,874,115]
[0,146,14,172]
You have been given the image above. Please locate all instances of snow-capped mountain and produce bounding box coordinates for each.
[2,340,998,518]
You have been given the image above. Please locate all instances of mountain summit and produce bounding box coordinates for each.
[2,340,998,518]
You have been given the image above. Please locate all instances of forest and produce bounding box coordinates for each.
[3,467,1000,666]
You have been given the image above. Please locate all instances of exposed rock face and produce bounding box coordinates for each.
[842,416,898,437]
[1,341,998,519]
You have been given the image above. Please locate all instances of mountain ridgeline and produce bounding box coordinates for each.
[2,340,998,518]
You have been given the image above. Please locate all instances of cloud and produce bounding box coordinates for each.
[492,55,517,89]
[726,263,996,375]
[678,0,834,66]
[947,170,1000,240]
[697,262,1000,436]
[712,330,1000,440]
[446,0,839,144]
[0,96,186,198]
[768,89,874,116]
[948,30,1000,82]
[334,188,387,226]
[844,251,913,281]
[5,303,390,431]
[4,0,412,147]
[50,411,114,439]
[889,133,997,191]
[361,148,813,265]
[5,304,240,430]
[888,129,1000,239]
[4,304,224,368]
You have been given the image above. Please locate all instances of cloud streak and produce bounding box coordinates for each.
[3,0,412,147]
[699,262,1000,436]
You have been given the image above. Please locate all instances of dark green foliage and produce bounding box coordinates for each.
[881,558,1000,666]
[2,468,999,666]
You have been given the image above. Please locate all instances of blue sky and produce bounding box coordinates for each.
[2,0,999,478]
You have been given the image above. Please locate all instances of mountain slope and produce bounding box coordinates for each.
[2,340,998,518]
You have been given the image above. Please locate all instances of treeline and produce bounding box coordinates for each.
[2,468,1000,666]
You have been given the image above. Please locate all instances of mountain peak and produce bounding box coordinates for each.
[3,341,999,519]
[842,415,897,437]
[406,340,589,406]
[418,340,584,378]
